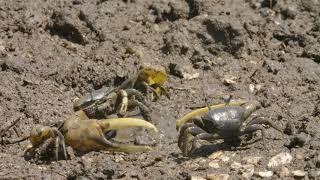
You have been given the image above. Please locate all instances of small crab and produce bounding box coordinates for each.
[25,110,158,160]
[176,100,283,156]
[74,87,152,121]
[73,66,168,120]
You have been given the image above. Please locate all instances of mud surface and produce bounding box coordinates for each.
[0,0,320,179]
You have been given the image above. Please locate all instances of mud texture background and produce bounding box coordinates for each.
[0,0,320,179]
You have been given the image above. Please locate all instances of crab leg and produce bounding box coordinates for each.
[246,116,283,133]
[176,101,247,130]
[97,118,158,133]
[117,89,129,115]
[128,99,152,121]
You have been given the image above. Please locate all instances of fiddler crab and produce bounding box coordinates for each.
[24,66,167,160]
[25,111,158,160]
[176,99,283,156]
[73,65,168,121]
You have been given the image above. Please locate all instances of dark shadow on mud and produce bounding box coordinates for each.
[170,138,263,164]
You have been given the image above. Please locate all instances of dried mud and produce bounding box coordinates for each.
[0,0,320,179]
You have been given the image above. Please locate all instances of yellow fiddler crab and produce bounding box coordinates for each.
[25,110,158,160]
[24,66,167,160]
[176,99,283,156]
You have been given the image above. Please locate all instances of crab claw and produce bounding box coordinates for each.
[98,118,158,133]
[97,118,158,153]
[176,101,247,130]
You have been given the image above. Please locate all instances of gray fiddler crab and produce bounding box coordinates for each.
[176,100,283,156]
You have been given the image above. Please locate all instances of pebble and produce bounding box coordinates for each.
[168,63,199,80]
[241,156,262,166]
[222,75,237,85]
[240,164,254,179]
[190,176,206,180]
[249,84,255,93]
[0,40,4,51]
[230,162,254,179]
[292,170,306,177]
[113,154,124,163]
[230,162,242,170]
[295,152,304,160]
[208,151,230,162]
[0,45,4,51]
[209,160,220,169]
[209,151,224,160]
[309,169,320,178]
[279,166,290,177]
[256,171,273,178]
[125,47,143,58]
[152,24,160,32]
[207,173,229,180]
[267,152,293,169]
[220,155,230,162]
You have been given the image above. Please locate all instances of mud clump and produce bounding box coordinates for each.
[203,17,245,56]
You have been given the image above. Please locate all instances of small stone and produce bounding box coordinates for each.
[208,151,229,162]
[256,171,273,178]
[249,84,255,93]
[242,156,262,166]
[190,176,206,180]
[183,72,199,80]
[81,156,92,170]
[240,164,254,179]
[220,155,230,162]
[222,75,237,85]
[168,63,199,80]
[183,160,200,170]
[231,162,254,179]
[251,2,261,9]
[295,152,304,160]
[126,47,143,58]
[209,151,223,160]
[207,173,229,180]
[267,152,293,169]
[309,169,320,178]
[113,155,124,163]
[255,84,263,91]
[230,162,242,170]
[209,161,220,169]
[292,170,306,177]
[279,166,290,177]
[0,40,4,51]
[152,24,160,32]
